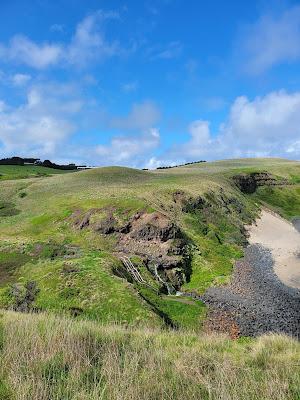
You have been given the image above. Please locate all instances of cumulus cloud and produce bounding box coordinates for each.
[238,5,300,74]
[1,87,299,167]
[0,84,80,157]
[0,10,120,69]
[93,101,161,165]
[176,120,213,158]
[220,90,300,157]
[96,128,160,165]
[5,35,62,69]
[152,90,300,167]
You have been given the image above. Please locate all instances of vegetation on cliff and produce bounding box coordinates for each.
[0,158,299,330]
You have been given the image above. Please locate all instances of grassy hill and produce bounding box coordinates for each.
[0,157,299,398]
[0,158,299,329]
[0,165,75,181]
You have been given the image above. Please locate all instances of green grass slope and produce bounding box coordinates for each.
[0,165,75,181]
[0,311,299,400]
[0,158,299,329]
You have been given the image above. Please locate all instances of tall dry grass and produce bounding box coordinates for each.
[0,311,299,400]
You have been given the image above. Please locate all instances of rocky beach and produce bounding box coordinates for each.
[202,210,300,337]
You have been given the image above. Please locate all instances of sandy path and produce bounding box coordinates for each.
[247,210,300,289]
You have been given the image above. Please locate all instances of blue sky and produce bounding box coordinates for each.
[1,0,300,167]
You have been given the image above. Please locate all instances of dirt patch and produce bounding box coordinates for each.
[204,309,240,339]
[72,207,128,234]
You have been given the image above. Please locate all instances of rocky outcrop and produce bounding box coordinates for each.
[118,212,190,292]
[72,208,191,293]
[129,212,181,242]
[173,190,206,212]
[233,172,288,194]
[10,281,40,312]
[292,217,300,233]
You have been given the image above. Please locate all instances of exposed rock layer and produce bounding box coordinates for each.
[73,209,190,292]
[233,172,288,194]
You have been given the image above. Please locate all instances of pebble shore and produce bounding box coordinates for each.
[201,244,300,337]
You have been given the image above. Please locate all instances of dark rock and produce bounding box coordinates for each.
[233,174,257,194]
[131,222,179,242]
[129,212,181,242]
[233,172,288,194]
[173,190,206,212]
[292,217,300,233]
[10,280,40,312]
[69,307,83,317]
[94,215,117,234]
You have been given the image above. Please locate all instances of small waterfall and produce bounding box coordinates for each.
[153,265,174,295]
[120,256,175,295]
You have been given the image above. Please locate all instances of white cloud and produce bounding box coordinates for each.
[94,101,161,165]
[6,35,63,69]
[110,101,161,131]
[11,73,31,86]
[145,156,177,169]
[239,5,300,74]
[0,84,80,157]
[220,91,300,156]
[1,85,299,167]
[154,90,300,166]
[67,11,120,67]
[184,120,212,151]
[96,128,160,165]
[0,10,120,69]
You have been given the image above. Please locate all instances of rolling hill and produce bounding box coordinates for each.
[0,157,299,398]
[0,158,299,328]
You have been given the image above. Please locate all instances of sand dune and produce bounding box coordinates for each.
[247,210,300,289]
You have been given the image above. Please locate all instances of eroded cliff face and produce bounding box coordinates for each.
[118,212,191,292]
[71,186,254,295]
[232,172,288,194]
[72,208,190,293]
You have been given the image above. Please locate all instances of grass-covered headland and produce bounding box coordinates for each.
[0,158,299,398]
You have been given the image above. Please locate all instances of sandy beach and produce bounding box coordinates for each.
[247,210,300,289]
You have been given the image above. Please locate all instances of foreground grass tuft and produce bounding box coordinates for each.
[0,311,299,400]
